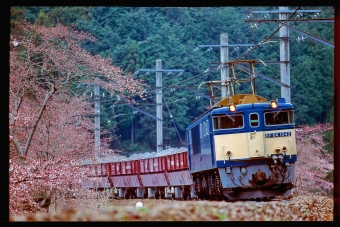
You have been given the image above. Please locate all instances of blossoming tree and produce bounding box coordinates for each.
[9,22,146,214]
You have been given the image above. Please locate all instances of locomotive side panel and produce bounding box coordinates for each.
[187,116,215,173]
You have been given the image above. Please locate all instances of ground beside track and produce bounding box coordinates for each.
[10,195,333,221]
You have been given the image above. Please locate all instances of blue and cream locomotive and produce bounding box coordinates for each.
[186,59,296,200]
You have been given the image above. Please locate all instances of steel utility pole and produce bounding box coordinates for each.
[279,6,291,103]
[198,34,254,100]
[138,60,184,152]
[94,78,100,157]
[245,7,324,103]
[156,60,162,154]
[221,33,228,98]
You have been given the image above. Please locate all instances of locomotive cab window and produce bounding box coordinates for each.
[249,113,259,127]
[213,114,244,130]
[264,109,294,126]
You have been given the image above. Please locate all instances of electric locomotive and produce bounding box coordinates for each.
[186,59,296,200]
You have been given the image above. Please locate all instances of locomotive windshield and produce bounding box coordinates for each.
[213,114,244,130]
[264,109,294,126]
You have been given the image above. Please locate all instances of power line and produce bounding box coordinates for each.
[162,95,184,146]
[234,6,301,61]
[276,21,334,48]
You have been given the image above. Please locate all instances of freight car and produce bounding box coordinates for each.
[80,148,194,200]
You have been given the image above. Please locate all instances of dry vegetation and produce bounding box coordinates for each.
[10,183,334,221]
[10,195,333,221]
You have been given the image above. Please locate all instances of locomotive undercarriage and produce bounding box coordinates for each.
[193,159,295,201]
[193,171,225,201]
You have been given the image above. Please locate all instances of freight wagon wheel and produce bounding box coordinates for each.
[160,189,165,199]
[171,193,175,200]
[183,191,189,200]
[143,191,148,199]
[124,189,131,199]
[155,189,160,199]
[183,188,190,201]
[131,189,137,199]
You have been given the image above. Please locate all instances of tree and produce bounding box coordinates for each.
[294,124,334,196]
[9,22,147,214]
[9,22,146,157]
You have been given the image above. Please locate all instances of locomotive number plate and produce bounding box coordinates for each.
[265,131,291,138]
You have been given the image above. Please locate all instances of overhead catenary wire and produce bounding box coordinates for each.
[162,95,184,146]
[233,6,301,61]
[100,105,125,151]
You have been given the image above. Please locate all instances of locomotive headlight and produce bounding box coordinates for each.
[270,100,278,109]
[274,146,281,153]
[226,150,232,156]
[229,104,236,112]
[282,146,287,152]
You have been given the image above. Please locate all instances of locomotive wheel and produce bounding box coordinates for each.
[198,190,206,200]
[217,194,224,201]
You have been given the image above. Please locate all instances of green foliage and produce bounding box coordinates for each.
[12,6,334,152]
[325,170,333,183]
[322,129,334,153]
[121,140,153,153]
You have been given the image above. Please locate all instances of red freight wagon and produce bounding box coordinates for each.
[159,156,167,172]
[121,160,134,175]
[179,152,184,169]
[105,163,111,176]
[149,157,154,173]
[140,158,151,174]
[169,154,175,171]
[111,162,121,175]
[131,160,140,175]
[101,163,108,176]
[110,162,116,176]
[95,164,101,176]
[175,153,180,170]
[140,159,145,173]
[153,157,159,172]
[167,155,171,170]
[89,164,96,177]
[183,151,189,168]
[121,161,126,175]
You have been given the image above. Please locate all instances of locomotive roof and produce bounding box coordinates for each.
[211,102,294,115]
[186,94,293,128]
